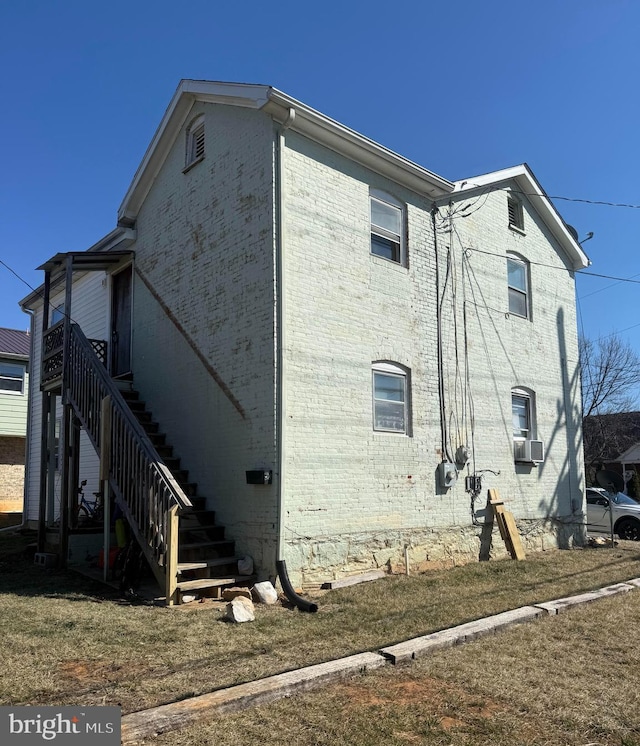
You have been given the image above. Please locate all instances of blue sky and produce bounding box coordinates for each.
[1,0,639,373]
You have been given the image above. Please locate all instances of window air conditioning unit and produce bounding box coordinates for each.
[518,439,545,463]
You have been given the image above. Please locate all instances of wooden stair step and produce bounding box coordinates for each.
[126,400,146,412]
[178,557,243,571]
[179,510,216,524]
[182,496,206,510]
[180,540,234,551]
[176,576,254,592]
[179,482,199,497]
[179,522,218,533]
[147,432,167,447]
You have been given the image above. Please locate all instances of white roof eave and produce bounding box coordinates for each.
[452,165,590,271]
[118,80,454,222]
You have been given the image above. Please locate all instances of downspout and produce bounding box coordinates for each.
[274,108,317,612]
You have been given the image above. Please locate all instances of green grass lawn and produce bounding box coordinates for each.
[1,528,640,734]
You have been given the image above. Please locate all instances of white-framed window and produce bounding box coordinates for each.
[508,194,524,231]
[512,387,534,460]
[372,362,410,434]
[185,115,205,168]
[370,190,405,264]
[0,362,26,394]
[507,254,529,318]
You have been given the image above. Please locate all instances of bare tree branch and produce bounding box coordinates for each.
[580,334,640,476]
[580,334,640,418]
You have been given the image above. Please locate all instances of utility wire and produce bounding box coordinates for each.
[0,257,70,322]
[464,246,640,286]
[457,184,640,210]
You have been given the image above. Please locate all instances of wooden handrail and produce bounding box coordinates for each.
[65,323,192,587]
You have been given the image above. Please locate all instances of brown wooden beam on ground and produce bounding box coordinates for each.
[488,489,525,560]
[321,569,386,589]
[121,652,386,743]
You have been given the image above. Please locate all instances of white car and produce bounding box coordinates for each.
[586,487,640,540]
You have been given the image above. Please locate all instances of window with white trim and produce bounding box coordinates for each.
[185,115,205,168]
[508,194,524,231]
[372,362,409,434]
[507,254,529,318]
[0,362,25,394]
[370,190,405,264]
[512,387,534,460]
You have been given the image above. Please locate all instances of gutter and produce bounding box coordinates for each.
[263,88,454,199]
[17,305,35,531]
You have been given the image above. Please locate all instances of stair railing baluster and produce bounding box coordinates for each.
[65,323,192,592]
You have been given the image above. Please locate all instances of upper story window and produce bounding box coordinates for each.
[370,190,405,265]
[507,254,529,318]
[0,362,25,394]
[185,115,205,169]
[507,194,524,232]
[372,361,410,434]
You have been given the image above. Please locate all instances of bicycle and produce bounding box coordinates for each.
[77,480,103,523]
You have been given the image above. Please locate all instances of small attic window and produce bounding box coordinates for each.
[185,115,205,169]
[508,195,524,232]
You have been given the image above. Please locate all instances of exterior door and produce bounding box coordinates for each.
[110,265,132,377]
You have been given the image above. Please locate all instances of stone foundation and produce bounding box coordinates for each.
[286,516,587,587]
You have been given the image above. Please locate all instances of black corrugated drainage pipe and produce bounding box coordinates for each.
[276,560,318,613]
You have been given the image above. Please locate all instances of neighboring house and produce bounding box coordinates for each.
[21,80,589,602]
[0,327,30,514]
[583,412,640,487]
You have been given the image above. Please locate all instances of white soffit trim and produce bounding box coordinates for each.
[118,80,454,222]
[453,164,590,270]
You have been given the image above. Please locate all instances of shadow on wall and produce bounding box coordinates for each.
[536,306,584,548]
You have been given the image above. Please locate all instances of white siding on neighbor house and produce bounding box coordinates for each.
[280,133,584,584]
[24,271,107,523]
[0,359,29,436]
[129,102,279,571]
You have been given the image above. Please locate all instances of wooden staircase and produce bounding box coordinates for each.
[118,388,254,603]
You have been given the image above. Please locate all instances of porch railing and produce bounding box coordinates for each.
[65,323,192,590]
[42,322,108,388]
[42,321,65,386]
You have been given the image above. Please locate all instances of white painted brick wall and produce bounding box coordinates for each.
[281,135,584,584]
[23,104,585,585]
[130,103,279,570]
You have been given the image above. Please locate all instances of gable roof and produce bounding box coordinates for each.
[117,79,455,224]
[0,327,30,358]
[452,164,590,271]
